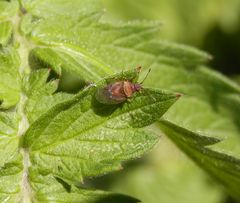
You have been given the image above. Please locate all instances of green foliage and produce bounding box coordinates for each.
[108,135,224,203]
[143,50,240,201]
[0,112,19,166]
[0,21,13,46]
[143,54,240,202]
[22,68,178,185]
[21,0,209,81]
[159,120,240,200]
[0,0,240,202]
[0,0,18,20]
[0,47,20,108]
[102,0,240,45]
[24,69,73,124]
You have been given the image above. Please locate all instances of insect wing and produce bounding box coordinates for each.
[95,85,125,104]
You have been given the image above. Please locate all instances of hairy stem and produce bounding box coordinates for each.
[14,7,32,203]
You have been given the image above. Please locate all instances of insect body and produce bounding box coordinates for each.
[95,67,150,104]
[95,81,142,104]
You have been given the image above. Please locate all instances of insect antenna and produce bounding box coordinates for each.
[139,68,151,84]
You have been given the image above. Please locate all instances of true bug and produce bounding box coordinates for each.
[95,67,150,104]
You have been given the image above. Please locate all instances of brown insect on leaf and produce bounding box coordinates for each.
[95,67,151,104]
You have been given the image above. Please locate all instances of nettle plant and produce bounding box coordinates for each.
[0,0,240,202]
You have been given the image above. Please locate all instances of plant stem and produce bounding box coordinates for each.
[14,7,31,203]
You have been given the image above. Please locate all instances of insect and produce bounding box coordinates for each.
[95,67,150,104]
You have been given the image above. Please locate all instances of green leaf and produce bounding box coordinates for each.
[0,154,139,203]
[0,155,23,202]
[0,67,177,202]
[22,69,178,185]
[28,172,140,203]
[21,5,209,81]
[21,0,102,18]
[0,1,181,201]
[144,60,240,200]
[107,133,224,203]
[24,69,73,124]
[145,64,240,156]
[2,0,238,202]
[0,112,19,166]
[0,47,21,108]
[0,21,13,46]
[85,1,240,197]
[159,119,240,201]
[0,0,18,21]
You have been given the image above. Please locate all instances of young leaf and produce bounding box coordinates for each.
[22,69,179,185]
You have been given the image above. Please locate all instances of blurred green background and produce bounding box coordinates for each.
[101,0,240,77]
[81,1,240,203]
